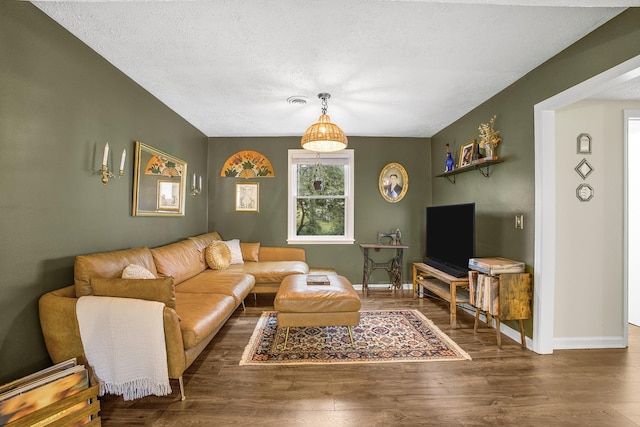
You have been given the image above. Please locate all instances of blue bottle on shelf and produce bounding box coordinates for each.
[445,144,455,172]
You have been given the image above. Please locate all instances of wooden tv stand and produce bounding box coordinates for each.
[413,262,469,329]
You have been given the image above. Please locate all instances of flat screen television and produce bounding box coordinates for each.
[425,202,475,277]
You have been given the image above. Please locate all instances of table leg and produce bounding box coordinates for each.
[412,264,418,299]
[519,319,526,348]
[449,282,457,329]
[361,248,369,296]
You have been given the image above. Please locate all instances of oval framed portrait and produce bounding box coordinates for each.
[379,163,408,203]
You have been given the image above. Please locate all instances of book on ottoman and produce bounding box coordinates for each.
[306,274,330,285]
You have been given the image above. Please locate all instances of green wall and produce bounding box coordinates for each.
[208,137,431,285]
[431,8,640,335]
[0,2,208,383]
[3,0,639,384]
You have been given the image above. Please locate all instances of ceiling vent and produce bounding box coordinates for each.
[287,96,309,105]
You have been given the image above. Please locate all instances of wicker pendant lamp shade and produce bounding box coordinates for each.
[301,93,348,152]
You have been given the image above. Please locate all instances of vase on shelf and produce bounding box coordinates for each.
[484,144,494,159]
[445,144,455,172]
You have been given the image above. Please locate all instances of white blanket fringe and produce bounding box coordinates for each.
[76,296,171,401]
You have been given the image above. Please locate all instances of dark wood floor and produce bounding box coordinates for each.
[98,291,640,426]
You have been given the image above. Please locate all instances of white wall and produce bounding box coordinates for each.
[554,100,640,348]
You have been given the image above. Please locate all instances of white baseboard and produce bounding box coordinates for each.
[458,305,532,350]
[553,336,626,350]
[351,283,413,291]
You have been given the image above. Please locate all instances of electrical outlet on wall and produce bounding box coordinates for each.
[515,214,524,230]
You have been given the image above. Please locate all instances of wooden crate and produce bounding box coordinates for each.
[6,384,100,427]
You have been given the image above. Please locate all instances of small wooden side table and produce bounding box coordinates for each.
[359,243,409,296]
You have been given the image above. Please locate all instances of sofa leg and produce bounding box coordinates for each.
[241,300,246,311]
[178,376,186,401]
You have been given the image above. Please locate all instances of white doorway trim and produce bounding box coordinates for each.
[533,55,640,354]
[625,110,640,331]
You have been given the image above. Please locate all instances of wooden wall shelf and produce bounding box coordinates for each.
[436,158,504,183]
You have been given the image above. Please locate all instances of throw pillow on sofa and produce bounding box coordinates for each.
[223,239,244,265]
[89,277,176,310]
[240,242,260,262]
[205,241,232,270]
[122,263,156,279]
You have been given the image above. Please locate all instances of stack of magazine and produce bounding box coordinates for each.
[0,358,94,426]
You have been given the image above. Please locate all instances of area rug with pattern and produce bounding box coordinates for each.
[240,309,471,365]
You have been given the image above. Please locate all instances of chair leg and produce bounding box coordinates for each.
[347,326,355,347]
[241,300,246,311]
[178,376,186,401]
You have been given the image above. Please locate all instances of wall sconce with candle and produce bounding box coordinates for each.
[98,142,126,185]
[191,173,202,197]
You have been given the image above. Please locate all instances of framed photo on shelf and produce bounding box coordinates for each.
[235,182,259,212]
[458,140,476,168]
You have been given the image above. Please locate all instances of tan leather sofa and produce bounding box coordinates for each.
[38,231,308,400]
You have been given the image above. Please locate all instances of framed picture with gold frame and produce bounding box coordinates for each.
[458,140,476,168]
[379,163,408,203]
[235,182,259,212]
[132,141,187,217]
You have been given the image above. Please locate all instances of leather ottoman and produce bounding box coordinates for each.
[274,274,361,348]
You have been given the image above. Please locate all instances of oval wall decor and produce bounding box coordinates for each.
[379,162,408,203]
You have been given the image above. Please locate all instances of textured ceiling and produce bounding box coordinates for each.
[32,1,638,138]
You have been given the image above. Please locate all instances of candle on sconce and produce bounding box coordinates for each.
[199,176,202,191]
[102,143,109,167]
[192,173,196,189]
[119,149,126,172]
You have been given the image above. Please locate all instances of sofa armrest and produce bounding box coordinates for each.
[39,286,187,380]
[38,286,86,366]
[258,246,305,262]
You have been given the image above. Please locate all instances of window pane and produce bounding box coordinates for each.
[296,164,345,196]
[296,198,345,236]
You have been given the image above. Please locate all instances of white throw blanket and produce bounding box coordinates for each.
[76,296,171,401]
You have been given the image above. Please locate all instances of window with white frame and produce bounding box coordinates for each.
[287,149,354,244]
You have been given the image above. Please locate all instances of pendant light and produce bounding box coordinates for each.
[301,93,348,152]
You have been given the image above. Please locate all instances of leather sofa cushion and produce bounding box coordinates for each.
[74,247,157,297]
[175,271,255,305]
[151,240,204,285]
[90,277,176,310]
[227,261,308,283]
[175,293,236,349]
[240,242,260,262]
[257,247,305,262]
[187,231,222,251]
